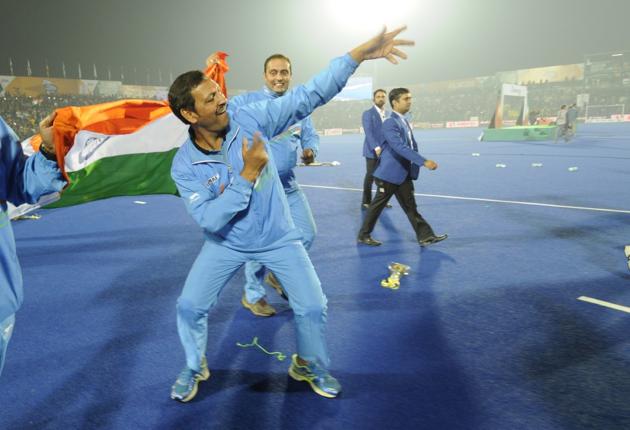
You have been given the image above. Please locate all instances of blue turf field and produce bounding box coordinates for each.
[1,123,629,429]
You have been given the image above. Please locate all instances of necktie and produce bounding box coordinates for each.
[403,118,413,146]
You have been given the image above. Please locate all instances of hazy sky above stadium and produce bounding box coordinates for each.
[1,0,629,88]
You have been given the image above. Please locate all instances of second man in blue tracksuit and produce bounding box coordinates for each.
[229,54,319,317]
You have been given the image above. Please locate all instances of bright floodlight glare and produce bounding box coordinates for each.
[328,0,416,36]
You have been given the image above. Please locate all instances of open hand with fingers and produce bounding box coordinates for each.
[349,26,414,64]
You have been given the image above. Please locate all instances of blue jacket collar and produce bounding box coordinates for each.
[186,125,240,164]
[262,86,283,99]
[392,111,407,120]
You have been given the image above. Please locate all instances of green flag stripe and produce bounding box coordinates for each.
[48,149,179,208]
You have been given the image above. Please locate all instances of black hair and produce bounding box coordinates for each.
[168,70,205,124]
[373,89,386,99]
[389,87,410,107]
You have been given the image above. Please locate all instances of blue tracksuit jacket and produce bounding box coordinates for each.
[0,117,65,321]
[170,54,357,250]
[230,86,319,191]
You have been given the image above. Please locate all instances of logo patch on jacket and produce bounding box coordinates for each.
[206,174,220,187]
[289,124,302,137]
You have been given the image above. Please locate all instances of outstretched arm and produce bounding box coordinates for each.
[1,113,65,207]
[237,26,414,140]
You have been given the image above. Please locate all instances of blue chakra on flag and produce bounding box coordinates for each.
[78,136,108,163]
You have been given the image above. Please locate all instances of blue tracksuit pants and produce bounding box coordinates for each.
[176,238,328,372]
[0,314,15,377]
[243,185,317,303]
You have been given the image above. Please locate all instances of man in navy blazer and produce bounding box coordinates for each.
[357,88,447,246]
[361,89,388,208]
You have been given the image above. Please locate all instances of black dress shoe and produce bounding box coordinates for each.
[357,235,382,246]
[418,234,448,247]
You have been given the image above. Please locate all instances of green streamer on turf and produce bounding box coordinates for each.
[236,336,286,361]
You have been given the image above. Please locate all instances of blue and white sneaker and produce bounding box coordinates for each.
[171,357,210,402]
[288,354,341,398]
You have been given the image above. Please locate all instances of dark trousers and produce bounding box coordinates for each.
[362,157,378,205]
[358,176,434,241]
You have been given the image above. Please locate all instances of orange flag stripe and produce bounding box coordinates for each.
[31,51,229,186]
[48,100,172,181]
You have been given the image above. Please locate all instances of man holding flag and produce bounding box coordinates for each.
[0,113,65,377]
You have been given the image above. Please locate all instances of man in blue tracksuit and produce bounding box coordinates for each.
[167,27,413,402]
[0,114,65,377]
[229,54,319,317]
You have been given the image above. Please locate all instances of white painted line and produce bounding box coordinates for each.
[577,296,630,314]
[411,193,630,214]
[300,184,630,214]
[585,136,630,140]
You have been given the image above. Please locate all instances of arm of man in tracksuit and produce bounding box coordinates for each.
[299,116,319,158]
[234,54,358,140]
[362,109,381,156]
[171,160,255,234]
[1,117,65,207]
[228,92,259,112]
[382,118,427,166]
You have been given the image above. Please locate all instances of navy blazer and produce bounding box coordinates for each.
[361,106,386,159]
[373,113,427,185]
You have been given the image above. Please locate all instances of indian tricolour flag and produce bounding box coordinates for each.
[22,100,188,207]
[15,52,229,211]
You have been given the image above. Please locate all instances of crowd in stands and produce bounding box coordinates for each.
[312,77,630,128]
[412,87,497,124]
[0,94,119,138]
[2,76,630,137]
[310,99,372,130]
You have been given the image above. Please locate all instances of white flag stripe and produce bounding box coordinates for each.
[64,113,188,172]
